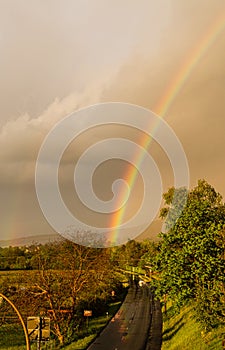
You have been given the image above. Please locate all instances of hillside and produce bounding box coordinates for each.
[0,233,61,247]
[162,302,224,349]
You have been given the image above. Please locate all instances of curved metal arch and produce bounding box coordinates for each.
[0,292,30,350]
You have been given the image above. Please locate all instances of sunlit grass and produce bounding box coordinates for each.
[62,335,96,350]
[162,302,224,350]
[62,301,122,349]
[0,301,123,350]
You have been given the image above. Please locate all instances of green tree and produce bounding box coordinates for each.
[154,180,225,328]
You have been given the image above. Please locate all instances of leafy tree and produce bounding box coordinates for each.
[111,240,145,269]
[138,240,159,268]
[154,180,225,328]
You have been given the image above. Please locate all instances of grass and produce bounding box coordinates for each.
[162,302,224,350]
[62,301,123,350]
[62,335,96,350]
[0,323,25,349]
[0,301,123,350]
[0,323,40,350]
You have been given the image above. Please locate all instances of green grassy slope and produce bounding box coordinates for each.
[162,303,224,350]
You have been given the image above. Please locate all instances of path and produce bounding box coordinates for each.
[87,284,154,350]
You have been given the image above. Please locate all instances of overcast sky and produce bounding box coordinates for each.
[0,0,225,242]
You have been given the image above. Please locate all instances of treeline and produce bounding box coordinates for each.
[0,238,149,271]
[0,245,39,270]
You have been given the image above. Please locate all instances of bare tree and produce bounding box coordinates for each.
[5,238,115,345]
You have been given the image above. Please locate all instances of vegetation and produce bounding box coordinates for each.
[0,301,123,350]
[0,239,127,347]
[150,179,225,346]
[162,302,224,349]
[0,179,225,348]
[0,245,36,270]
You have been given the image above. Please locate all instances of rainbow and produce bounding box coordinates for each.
[2,193,24,243]
[109,9,225,246]
[155,11,225,116]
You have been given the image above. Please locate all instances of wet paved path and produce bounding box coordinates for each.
[87,284,152,350]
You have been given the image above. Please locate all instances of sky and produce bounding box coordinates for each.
[0,0,225,243]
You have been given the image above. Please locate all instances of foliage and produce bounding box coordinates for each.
[110,239,146,268]
[138,240,160,268]
[0,245,37,270]
[154,179,225,329]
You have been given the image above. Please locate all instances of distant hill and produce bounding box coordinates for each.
[0,233,61,247]
[0,220,162,248]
